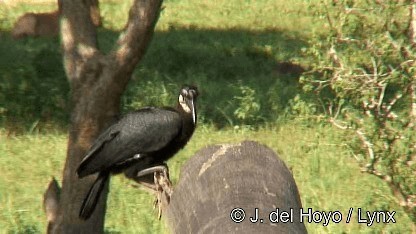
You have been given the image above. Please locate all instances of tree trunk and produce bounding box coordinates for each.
[47,0,163,233]
[165,141,307,233]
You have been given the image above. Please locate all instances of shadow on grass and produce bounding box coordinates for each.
[0,26,307,132]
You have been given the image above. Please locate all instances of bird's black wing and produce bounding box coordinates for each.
[78,126,120,175]
[77,108,182,177]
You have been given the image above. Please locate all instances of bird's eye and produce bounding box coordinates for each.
[192,88,199,97]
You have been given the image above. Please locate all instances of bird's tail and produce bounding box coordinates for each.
[79,172,109,220]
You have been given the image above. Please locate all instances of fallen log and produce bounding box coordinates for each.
[165,141,307,233]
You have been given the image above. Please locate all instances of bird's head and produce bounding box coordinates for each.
[178,85,199,124]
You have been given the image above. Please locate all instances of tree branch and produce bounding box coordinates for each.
[114,0,163,73]
[61,0,99,82]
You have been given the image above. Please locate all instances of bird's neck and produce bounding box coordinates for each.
[177,103,196,137]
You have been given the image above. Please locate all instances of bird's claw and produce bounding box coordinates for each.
[132,164,173,219]
[152,190,163,219]
[152,168,173,219]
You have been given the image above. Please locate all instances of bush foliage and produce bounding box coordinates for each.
[302,0,416,221]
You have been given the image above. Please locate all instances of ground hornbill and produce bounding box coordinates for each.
[77,85,198,220]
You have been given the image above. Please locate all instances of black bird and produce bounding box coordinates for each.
[77,85,198,220]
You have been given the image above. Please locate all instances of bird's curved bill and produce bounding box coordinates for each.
[186,98,196,124]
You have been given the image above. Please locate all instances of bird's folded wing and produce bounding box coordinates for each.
[77,108,182,176]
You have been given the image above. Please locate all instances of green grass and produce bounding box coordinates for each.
[0,125,413,233]
[0,0,414,233]
[0,0,311,130]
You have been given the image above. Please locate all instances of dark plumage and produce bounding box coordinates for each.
[77,85,198,220]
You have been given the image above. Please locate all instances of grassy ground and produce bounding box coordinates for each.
[0,0,414,233]
[0,125,413,233]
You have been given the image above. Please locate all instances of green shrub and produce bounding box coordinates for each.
[302,0,416,222]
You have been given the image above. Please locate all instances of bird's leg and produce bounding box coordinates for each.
[153,171,164,219]
[136,164,169,177]
[153,165,173,197]
[136,164,172,195]
[135,164,173,219]
[126,164,171,192]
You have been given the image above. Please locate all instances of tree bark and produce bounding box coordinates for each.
[87,0,102,27]
[48,0,163,233]
[165,141,307,233]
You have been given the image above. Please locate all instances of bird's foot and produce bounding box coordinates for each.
[134,164,173,219]
[153,168,173,219]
